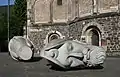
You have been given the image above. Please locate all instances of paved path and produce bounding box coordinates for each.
[0,53,120,77]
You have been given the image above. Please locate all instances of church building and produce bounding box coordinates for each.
[27,0,120,56]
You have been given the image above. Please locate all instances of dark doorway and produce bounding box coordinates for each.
[91,30,99,46]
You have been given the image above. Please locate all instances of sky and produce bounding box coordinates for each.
[0,0,14,6]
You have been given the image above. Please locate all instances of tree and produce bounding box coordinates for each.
[0,9,8,52]
[0,0,27,52]
[0,13,7,41]
[10,0,27,39]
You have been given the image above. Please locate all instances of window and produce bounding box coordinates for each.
[48,33,60,43]
[57,0,62,5]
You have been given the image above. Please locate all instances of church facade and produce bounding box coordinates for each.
[27,0,120,56]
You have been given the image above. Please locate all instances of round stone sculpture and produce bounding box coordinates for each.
[8,36,34,61]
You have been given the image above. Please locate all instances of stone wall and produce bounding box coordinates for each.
[34,0,51,23]
[27,0,120,56]
[28,13,120,56]
[53,0,68,22]
[28,23,69,50]
[69,14,120,56]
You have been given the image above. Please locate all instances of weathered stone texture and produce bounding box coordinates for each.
[69,15,120,56]
[79,0,92,16]
[98,0,118,10]
[27,0,120,56]
[28,24,69,50]
[53,0,68,21]
[34,0,51,23]
[28,15,120,56]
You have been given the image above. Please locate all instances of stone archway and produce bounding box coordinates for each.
[48,32,60,42]
[85,27,100,46]
[81,22,104,46]
[44,31,64,45]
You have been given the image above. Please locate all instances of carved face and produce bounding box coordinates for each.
[40,40,85,68]
[40,41,71,68]
[40,39,106,69]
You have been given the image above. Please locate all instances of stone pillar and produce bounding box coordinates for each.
[27,0,32,38]
[118,0,120,12]
[75,0,79,17]
[50,0,54,23]
[67,0,72,21]
[92,0,98,14]
[27,0,36,38]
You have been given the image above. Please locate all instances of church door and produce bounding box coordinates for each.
[91,30,99,46]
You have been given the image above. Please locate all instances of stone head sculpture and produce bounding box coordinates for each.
[40,39,106,69]
[8,36,34,61]
[82,45,106,67]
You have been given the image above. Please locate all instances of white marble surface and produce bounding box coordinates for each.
[8,36,34,61]
[40,39,106,69]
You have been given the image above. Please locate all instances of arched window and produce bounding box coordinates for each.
[57,0,62,5]
[44,31,64,45]
[48,33,60,43]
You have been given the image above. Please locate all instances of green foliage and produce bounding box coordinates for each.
[0,0,27,41]
[9,0,27,39]
[0,13,7,40]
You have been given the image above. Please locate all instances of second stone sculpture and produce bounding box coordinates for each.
[40,39,106,69]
